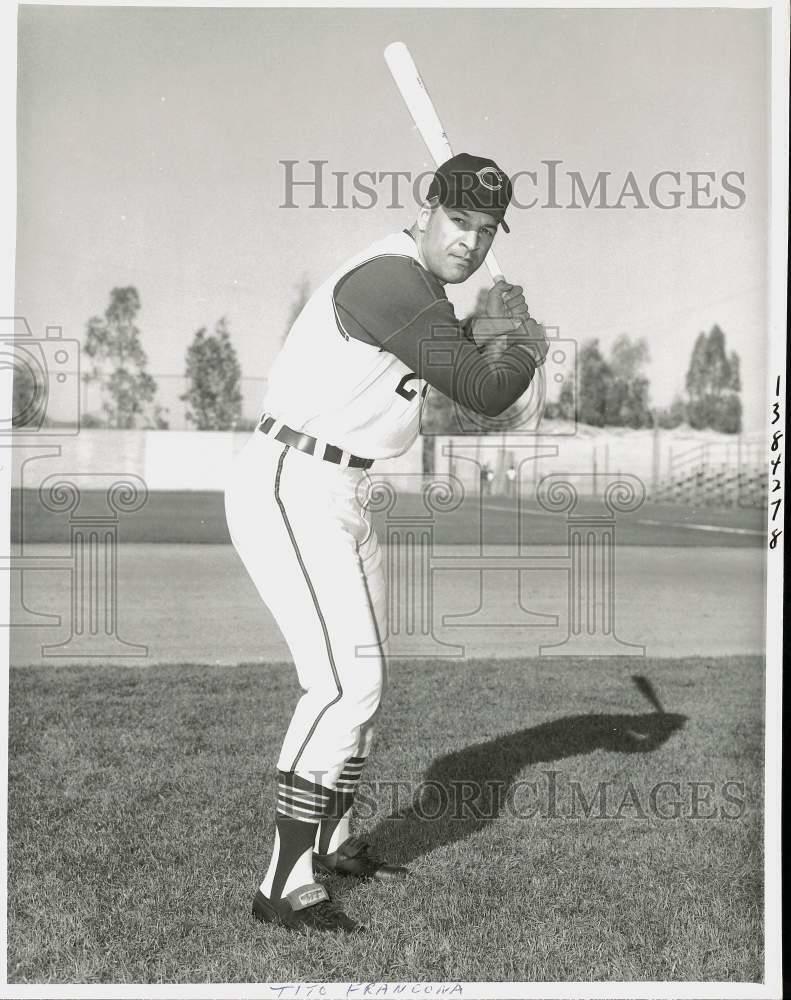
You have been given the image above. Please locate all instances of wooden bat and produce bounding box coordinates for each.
[384,40,547,411]
[383,41,505,284]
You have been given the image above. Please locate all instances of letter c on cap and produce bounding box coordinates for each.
[476,167,504,190]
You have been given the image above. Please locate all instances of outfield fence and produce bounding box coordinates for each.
[432,429,767,506]
[8,426,767,506]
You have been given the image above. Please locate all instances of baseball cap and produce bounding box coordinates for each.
[426,153,513,233]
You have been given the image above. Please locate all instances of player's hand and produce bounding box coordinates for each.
[486,280,529,328]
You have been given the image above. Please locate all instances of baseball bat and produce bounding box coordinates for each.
[383,41,505,284]
[384,40,547,412]
[632,675,666,714]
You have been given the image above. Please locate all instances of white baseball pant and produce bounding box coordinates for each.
[224,429,388,790]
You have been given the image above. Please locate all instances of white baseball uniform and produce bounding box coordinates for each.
[225,228,537,795]
[262,230,430,459]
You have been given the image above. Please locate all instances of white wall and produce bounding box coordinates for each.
[432,423,766,495]
[10,429,424,491]
[9,423,764,494]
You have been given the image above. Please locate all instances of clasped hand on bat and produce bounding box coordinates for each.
[476,279,550,367]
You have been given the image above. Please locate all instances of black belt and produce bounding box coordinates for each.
[257,415,374,470]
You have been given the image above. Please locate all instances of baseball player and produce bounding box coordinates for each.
[224,153,549,934]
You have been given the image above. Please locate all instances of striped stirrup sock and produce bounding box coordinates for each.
[317,756,367,856]
[276,770,330,822]
[263,771,330,901]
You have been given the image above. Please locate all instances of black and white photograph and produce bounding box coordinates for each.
[0,2,786,996]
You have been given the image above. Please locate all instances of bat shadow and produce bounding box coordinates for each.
[364,709,687,866]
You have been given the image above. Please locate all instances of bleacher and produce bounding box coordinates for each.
[652,441,767,508]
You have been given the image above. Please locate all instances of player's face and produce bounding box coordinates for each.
[419,205,499,283]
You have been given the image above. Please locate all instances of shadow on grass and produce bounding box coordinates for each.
[368,708,687,865]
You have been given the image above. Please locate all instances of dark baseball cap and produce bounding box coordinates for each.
[426,153,513,233]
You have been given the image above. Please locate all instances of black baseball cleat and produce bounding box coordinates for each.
[313,835,408,881]
[251,883,363,933]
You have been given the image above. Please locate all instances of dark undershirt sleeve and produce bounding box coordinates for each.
[334,255,536,417]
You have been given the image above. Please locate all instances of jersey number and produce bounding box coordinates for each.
[395,373,429,401]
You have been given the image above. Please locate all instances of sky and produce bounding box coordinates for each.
[13,4,771,428]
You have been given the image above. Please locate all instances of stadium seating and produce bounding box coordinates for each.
[653,461,767,508]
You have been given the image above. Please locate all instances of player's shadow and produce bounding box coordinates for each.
[366,709,686,865]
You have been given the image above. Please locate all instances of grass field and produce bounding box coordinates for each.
[7,653,764,984]
[10,489,766,546]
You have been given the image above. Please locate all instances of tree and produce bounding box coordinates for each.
[180,317,243,430]
[684,333,706,408]
[576,339,612,427]
[550,373,576,421]
[565,334,653,429]
[713,348,743,432]
[83,287,167,428]
[629,376,651,427]
[604,334,652,428]
[656,393,687,429]
[684,324,741,433]
[712,393,742,434]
